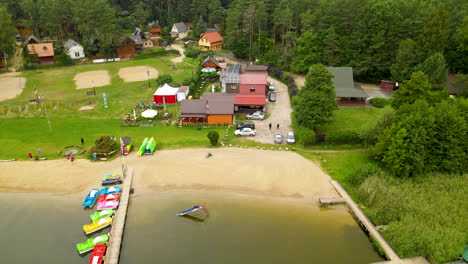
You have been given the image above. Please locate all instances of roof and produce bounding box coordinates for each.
[202,93,235,114]
[202,56,219,67]
[128,35,143,45]
[240,74,268,85]
[27,43,54,57]
[242,65,268,73]
[132,28,147,39]
[220,64,241,84]
[22,35,41,48]
[180,100,207,115]
[64,39,81,49]
[148,21,161,29]
[235,95,266,105]
[173,22,188,33]
[327,67,368,98]
[177,86,190,94]
[200,32,223,43]
[154,83,179,96]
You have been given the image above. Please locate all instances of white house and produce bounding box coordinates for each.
[171,22,188,39]
[64,39,85,59]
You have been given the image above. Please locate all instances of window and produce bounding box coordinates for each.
[75,52,80,57]
[250,86,255,93]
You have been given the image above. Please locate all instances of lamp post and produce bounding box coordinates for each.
[147,70,150,88]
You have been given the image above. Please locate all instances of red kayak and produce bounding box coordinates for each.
[97,193,120,203]
[88,244,106,264]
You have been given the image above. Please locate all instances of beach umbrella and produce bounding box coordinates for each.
[141,109,158,118]
[201,67,216,73]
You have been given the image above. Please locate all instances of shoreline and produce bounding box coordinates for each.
[0,148,338,203]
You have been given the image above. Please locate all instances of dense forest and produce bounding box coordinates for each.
[0,0,467,80]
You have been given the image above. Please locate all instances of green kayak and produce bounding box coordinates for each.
[90,209,115,221]
[76,234,109,254]
[463,244,468,262]
[137,137,148,157]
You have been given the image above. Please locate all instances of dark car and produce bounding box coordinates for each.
[269,92,276,102]
[102,179,123,186]
[236,121,255,130]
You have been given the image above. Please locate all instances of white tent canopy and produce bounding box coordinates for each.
[141,109,158,118]
[154,83,179,95]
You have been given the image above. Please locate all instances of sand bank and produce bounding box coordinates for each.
[118,66,158,82]
[73,70,110,89]
[0,148,337,202]
[0,75,26,102]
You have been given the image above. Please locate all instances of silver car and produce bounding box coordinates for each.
[234,127,256,137]
[274,133,282,144]
[246,111,265,120]
[286,131,295,144]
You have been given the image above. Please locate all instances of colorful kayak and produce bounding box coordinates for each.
[97,200,119,210]
[88,244,107,264]
[82,189,99,208]
[177,205,209,219]
[76,234,109,254]
[83,217,113,235]
[103,173,121,181]
[137,137,149,157]
[99,186,121,196]
[145,137,156,154]
[89,209,115,221]
[97,193,120,203]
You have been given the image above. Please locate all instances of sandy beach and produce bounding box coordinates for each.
[0,148,337,202]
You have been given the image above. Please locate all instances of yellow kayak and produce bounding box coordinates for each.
[83,216,112,235]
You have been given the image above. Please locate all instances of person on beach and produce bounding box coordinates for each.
[71,156,75,164]
[28,152,33,159]
[80,138,84,145]
[269,123,272,130]
[66,153,71,160]
[37,148,41,156]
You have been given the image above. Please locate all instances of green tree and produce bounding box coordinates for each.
[293,64,337,129]
[323,25,340,66]
[0,3,16,56]
[415,52,448,91]
[390,38,420,82]
[291,30,323,73]
[156,74,174,86]
[392,71,433,109]
[207,131,219,146]
[132,1,150,28]
[193,16,206,38]
[418,5,449,56]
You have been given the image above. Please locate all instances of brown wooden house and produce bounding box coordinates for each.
[148,21,161,39]
[117,37,136,59]
[26,43,55,64]
[202,56,222,71]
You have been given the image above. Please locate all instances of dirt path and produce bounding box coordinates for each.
[8,43,23,72]
[171,44,185,63]
[246,76,293,144]
[291,73,306,88]
[0,148,338,203]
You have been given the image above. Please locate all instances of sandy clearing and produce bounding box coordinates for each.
[0,148,337,203]
[74,70,111,89]
[0,76,26,102]
[170,44,185,63]
[118,66,158,83]
[291,73,306,88]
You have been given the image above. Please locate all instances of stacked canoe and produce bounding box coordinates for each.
[137,137,157,157]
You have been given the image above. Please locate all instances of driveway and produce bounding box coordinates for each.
[358,82,393,99]
[171,44,185,63]
[246,77,293,144]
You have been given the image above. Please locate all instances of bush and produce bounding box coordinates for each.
[326,129,362,144]
[89,136,119,154]
[369,97,391,108]
[346,163,382,186]
[207,131,220,146]
[156,74,174,86]
[295,126,316,146]
[185,47,201,58]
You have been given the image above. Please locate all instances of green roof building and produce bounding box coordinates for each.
[327,67,368,106]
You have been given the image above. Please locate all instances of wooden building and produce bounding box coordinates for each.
[220,64,241,93]
[202,56,221,71]
[327,67,368,106]
[180,93,235,125]
[27,43,55,64]
[148,21,161,39]
[117,37,136,59]
[198,32,223,51]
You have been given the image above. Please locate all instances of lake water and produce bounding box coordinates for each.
[0,192,383,264]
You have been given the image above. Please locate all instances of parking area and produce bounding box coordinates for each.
[245,77,293,144]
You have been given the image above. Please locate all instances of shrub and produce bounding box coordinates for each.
[346,163,382,186]
[89,136,119,154]
[369,97,391,108]
[207,131,220,146]
[156,74,174,86]
[326,129,362,144]
[295,126,316,146]
[185,47,201,58]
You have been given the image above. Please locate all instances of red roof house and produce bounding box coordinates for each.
[239,74,268,95]
[198,32,223,51]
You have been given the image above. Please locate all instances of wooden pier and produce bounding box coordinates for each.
[319,197,346,206]
[106,167,133,264]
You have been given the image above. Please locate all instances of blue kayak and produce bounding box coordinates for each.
[99,186,122,196]
[177,206,209,219]
[82,189,99,208]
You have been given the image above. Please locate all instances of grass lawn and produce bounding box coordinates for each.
[318,107,386,133]
[0,118,225,160]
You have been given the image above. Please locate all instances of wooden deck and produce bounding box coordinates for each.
[106,167,133,264]
[371,256,430,264]
[319,197,346,206]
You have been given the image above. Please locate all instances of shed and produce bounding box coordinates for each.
[177,86,190,102]
[154,83,179,104]
[380,80,397,90]
[117,36,136,59]
[327,67,368,106]
[202,56,221,70]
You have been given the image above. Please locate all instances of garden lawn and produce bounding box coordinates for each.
[0,118,224,160]
[318,107,386,133]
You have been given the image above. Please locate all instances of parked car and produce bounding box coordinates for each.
[269,91,276,102]
[268,81,275,91]
[246,111,265,120]
[234,127,256,137]
[286,131,295,144]
[274,133,283,144]
[236,121,255,130]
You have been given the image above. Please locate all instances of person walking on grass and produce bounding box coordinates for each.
[80,137,84,145]
[37,148,41,156]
